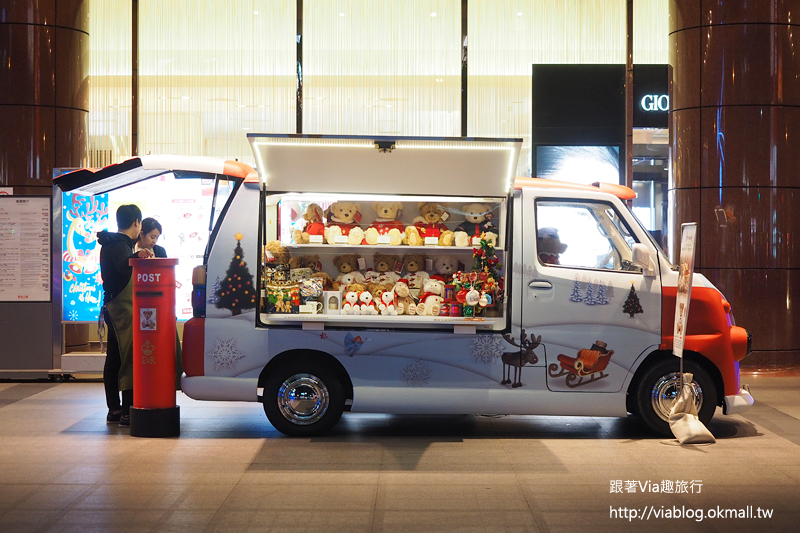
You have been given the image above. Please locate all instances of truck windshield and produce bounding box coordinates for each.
[535,200,642,272]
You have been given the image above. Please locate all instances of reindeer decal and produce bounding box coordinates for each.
[500,329,542,388]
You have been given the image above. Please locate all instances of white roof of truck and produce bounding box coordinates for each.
[247,134,522,197]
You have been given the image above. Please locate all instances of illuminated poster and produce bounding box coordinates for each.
[61,193,108,320]
[62,174,221,322]
[673,223,697,358]
[0,197,50,301]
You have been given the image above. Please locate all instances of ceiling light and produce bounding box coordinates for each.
[517,12,523,16]
[159,96,167,100]
[385,104,393,108]
[242,127,250,130]
[238,104,246,108]
[431,12,437,17]
[181,95,190,100]
[339,12,344,17]
[253,10,259,15]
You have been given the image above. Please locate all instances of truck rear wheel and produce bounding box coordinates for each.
[635,358,717,436]
[263,360,344,437]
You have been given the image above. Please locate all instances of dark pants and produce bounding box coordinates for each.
[103,312,133,415]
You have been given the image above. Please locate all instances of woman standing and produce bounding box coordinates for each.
[137,217,167,258]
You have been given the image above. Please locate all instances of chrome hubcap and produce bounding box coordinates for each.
[650,372,703,421]
[277,373,329,425]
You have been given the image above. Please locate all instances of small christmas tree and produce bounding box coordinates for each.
[584,282,596,306]
[569,277,583,302]
[623,282,643,317]
[215,233,256,315]
[595,280,609,305]
[471,235,501,280]
[209,276,221,305]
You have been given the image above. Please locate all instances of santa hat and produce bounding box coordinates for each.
[431,275,447,283]
[397,278,410,285]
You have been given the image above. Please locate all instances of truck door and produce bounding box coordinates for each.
[519,188,661,393]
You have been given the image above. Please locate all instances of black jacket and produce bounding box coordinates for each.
[153,244,167,258]
[97,231,137,305]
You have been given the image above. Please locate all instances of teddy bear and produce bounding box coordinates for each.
[358,290,379,315]
[341,283,365,315]
[415,276,446,316]
[324,201,365,245]
[332,254,366,290]
[264,240,290,265]
[453,203,498,247]
[433,255,460,282]
[365,253,401,286]
[537,227,567,265]
[402,253,430,299]
[378,289,398,316]
[404,202,455,246]
[392,278,417,315]
[364,201,405,246]
[292,203,325,244]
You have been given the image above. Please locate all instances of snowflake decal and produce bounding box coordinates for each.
[208,338,245,371]
[401,359,431,386]
[68,310,79,321]
[471,335,504,363]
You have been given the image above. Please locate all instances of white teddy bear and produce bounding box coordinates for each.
[378,290,398,316]
[359,291,379,315]
[342,290,360,315]
[415,277,445,316]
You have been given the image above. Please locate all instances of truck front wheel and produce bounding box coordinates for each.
[263,360,345,437]
[635,358,717,436]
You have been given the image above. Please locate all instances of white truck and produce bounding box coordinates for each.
[55,136,754,437]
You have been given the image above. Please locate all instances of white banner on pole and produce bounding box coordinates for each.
[673,223,697,358]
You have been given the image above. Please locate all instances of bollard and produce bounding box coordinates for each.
[129,258,180,437]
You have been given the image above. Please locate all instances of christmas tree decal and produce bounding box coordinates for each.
[569,277,583,302]
[584,282,596,306]
[623,282,643,317]
[209,276,221,305]
[595,280,610,305]
[215,233,256,316]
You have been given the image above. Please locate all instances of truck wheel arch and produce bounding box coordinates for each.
[258,349,354,410]
[626,349,724,415]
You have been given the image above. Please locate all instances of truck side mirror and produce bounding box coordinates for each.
[631,243,657,277]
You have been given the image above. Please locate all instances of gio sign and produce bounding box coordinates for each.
[640,94,669,112]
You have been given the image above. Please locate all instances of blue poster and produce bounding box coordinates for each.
[62,192,110,321]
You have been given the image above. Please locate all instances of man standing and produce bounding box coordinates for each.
[97,205,153,428]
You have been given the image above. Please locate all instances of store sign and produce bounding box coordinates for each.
[640,94,669,112]
[633,64,668,129]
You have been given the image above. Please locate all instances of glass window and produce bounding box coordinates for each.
[535,199,642,273]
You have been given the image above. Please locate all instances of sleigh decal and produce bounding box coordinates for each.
[548,340,614,388]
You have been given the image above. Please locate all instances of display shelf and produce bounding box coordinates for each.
[258,312,504,331]
[282,244,503,252]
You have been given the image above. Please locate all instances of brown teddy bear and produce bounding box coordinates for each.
[264,240,290,265]
[392,278,416,315]
[325,201,365,245]
[293,203,325,244]
[332,254,366,290]
[402,253,430,298]
[364,201,405,246]
[365,253,401,286]
[404,202,454,246]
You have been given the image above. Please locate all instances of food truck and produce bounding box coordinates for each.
[55,135,754,437]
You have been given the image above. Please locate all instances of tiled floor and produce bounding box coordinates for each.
[0,374,798,532]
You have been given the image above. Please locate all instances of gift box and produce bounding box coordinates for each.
[266,283,300,314]
[265,264,290,284]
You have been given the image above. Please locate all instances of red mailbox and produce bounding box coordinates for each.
[129,257,180,437]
